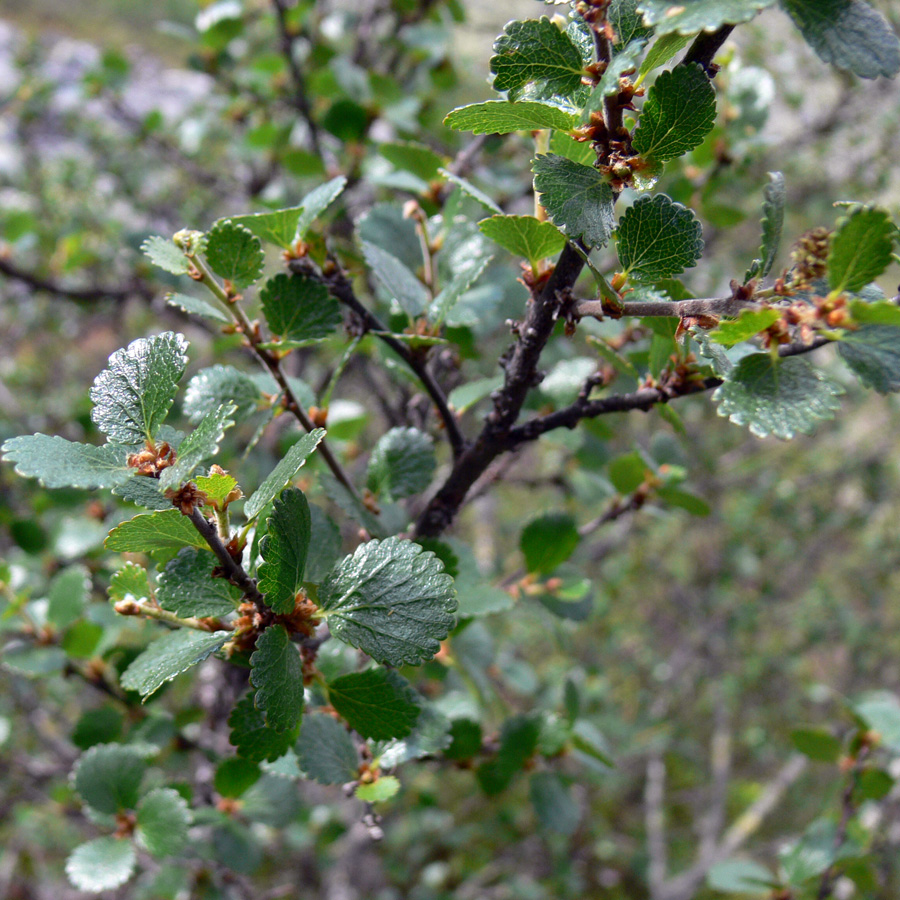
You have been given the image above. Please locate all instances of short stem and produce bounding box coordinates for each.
[215,506,231,540]
[132,601,229,631]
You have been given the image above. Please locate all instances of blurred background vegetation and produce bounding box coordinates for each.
[2,1,900,899]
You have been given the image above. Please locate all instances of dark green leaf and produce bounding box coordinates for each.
[610,0,655,47]
[444,100,579,134]
[229,691,299,762]
[445,719,483,760]
[714,354,843,439]
[839,325,900,393]
[305,505,342,584]
[361,240,430,318]
[529,772,580,835]
[72,707,124,750]
[205,220,265,289]
[159,402,236,490]
[637,0,776,34]
[141,235,189,274]
[638,32,694,81]
[295,176,347,239]
[90,332,189,445]
[297,713,359,784]
[260,273,341,343]
[520,513,580,574]
[166,291,229,322]
[476,715,540,795]
[1,435,133,490]
[47,565,90,629]
[250,625,304,732]
[790,727,842,762]
[318,537,457,666]
[533,154,616,248]
[183,365,262,424]
[156,548,239,618]
[66,837,136,892]
[214,757,262,798]
[780,0,900,79]
[616,193,704,280]
[380,141,446,182]
[582,39,646,119]
[327,668,421,740]
[367,427,436,500]
[136,788,192,858]
[258,487,311,614]
[73,743,146,814]
[490,17,585,101]
[745,171,786,282]
[121,628,230,698]
[479,215,567,271]
[633,63,716,162]
[827,206,895,293]
[105,510,208,554]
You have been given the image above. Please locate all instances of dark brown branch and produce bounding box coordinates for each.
[0,256,153,303]
[682,25,735,76]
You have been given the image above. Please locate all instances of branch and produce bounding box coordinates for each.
[682,25,735,76]
[577,295,756,320]
[0,255,153,303]
[295,257,468,459]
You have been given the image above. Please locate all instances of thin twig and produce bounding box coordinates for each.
[0,255,153,303]
[577,295,756,320]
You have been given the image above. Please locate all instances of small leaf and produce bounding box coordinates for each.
[73,743,146,814]
[306,504,343,584]
[610,0,655,47]
[790,727,842,763]
[1,435,132,490]
[205,220,265,289]
[707,308,781,346]
[608,450,649,493]
[195,471,240,505]
[260,273,341,343]
[166,291,229,322]
[250,625,304,732]
[229,691,299,762]
[839,325,900,393]
[490,17,585,101]
[638,32,694,82]
[445,719,483,760]
[121,628,230,698]
[109,562,150,603]
[853,691,900,752]
[707,859,774,895]
[159,402,236,490]
[582,39,646,118]
[156,548,239,618]
[66,837,136,892]
[90,332,189,445]
[479,215,567,271]
[637,0,776,35]
[295,176,347,239]
[136,788,192,858]
[105,510,208,554]
[520,513,580,575]
[215,757,262,797]
[229,205,303,250]
[355,775,400,803]
[616,193,704,280]
[47,565,90,629]
[361,241,430,318]
[258,487,311,614]
[439,169,503,214]
[297,713,359,784]
[529,772,580,835]
[780,0,900,79]
[745,171,786,282]
[183,365,262,424]
[632,63,716,162]
[243,429,325,520]
[318,537,457,666]
[849,299,900,327]
[367,427,436,501]
[327,668,421,740]
[533,154,616,248]
[714,354,843,439]
[448,376,504,413]
[476,715,540,795]
[141,235,189,274]
[827,206,895,294]
[444,100,579,134]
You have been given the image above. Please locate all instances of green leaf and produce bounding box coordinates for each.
[214,757,262,798]
[477,715,540,795]
[839,325,900,393]
[367,427,436,501]
[327,668,421,740]
[229,691,299,762]
[250,625,304,733]
[305,505,342,585]
[361,241,430,318]
[260,273,342,343]
[439,169,503,214]
[479,215,567,271]
[156,548,239,618]
[74,743,146,814]
[195,471,240,505]
[115,470,184,508]
[380,141,446,182]
[205,220,265,289]
[448,376,504,414]
[444,100,579,134]
[790,727,842,762]
[490,17,585,101]
[707,308,780,345]
[136,788,192,858]
[445,719,483,760]
[295,176,347,239]
[533,154,616,248]
[297,713,359,784]
[779,0,900,79]
[121,628,230,698]
[109,562,151,603]
[616,193,704,280]
[105,510,208,554]
[47,565,90,629]
[355,775,400,803]
[243,429,325,520]
[229,205,304,250]
[184,365,262,424]
[632,63,716,162]
[849,299,900,327]
[548,129,596,166]
[258,488,311,614]
[318,537,457,666]
[72,707,124,750]
[853,691,900,752]
[827,206,895,294]
[745,171,786,282]
[1,435,132,490]
[520,513,580,574]
[638,32,694,82]
[637,0,776,35]
[159,402,236,490]
[166,291,230,322]
[582,39,646,119]
[656,486,711,516]
[713,354,843,439]
[66,837,136,892]
[609,450,649,493]
[90,332,189,445]
[707,859,773,895]
[610,0,655,47]
[141,235,189,274]
[529,772,580,835]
